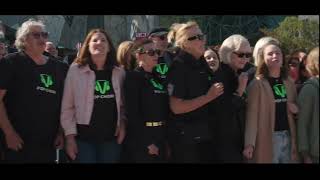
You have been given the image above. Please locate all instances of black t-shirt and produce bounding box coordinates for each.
[267,77,289,131]
[167,50,213,143]
[125,67,169,147]
[77,69,117,143]
[0,51,68,145]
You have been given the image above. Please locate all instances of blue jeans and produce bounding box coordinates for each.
[272,130,292,163]
[76,139,121,163]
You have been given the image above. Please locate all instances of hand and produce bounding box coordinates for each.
[147,144,159,156]
[206,82,224,101]
[5,129,24,151]
[243,144,254,160]
[237,72,248,95]
[114,125,126,144]
[54,132,64,149]
[65,135,78,161]
[288,102,299,115]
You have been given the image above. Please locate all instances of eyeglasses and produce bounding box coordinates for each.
[139,49,161,56]
[187,34,205,41]
[232,52,252,58]
[29,31,49,39]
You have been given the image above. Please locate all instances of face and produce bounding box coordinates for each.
[204,49,219,72]
[139,43,159,70]
[184,26,206,58]
[230,44,252,70]
[25,26,48,54]
[150,33,169,52]
[45,42,58,57]
[89,32,109,57]
[263,44,283,70]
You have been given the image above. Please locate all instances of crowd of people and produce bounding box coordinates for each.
[0,19,318,163]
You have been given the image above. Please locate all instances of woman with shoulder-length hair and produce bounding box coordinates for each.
[60,28,126,163]
[243,41,298,163]
[166,21,224,163]
[117,40,136,72]
[297,47,319,164]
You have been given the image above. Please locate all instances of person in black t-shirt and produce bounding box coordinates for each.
[243,42,298,163]
[124,39,169,163]
[61,29,126,163]
[0,19,68,163]
[166,21,224,163]
[210,34,252,163]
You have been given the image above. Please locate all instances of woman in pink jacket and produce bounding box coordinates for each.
[60,29,126,163]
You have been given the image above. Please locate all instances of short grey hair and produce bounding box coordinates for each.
[219,34,251,64]
[253,36,280,66]
[15,19,46,51]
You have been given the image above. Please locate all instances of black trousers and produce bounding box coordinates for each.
[4,142,55,163]
[169,140,214,163]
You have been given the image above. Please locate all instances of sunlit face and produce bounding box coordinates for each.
[139,43,159,70]
[230,44,252,71]
[184,26,206,58]
[263,44,283,70]
[25,26,48,54]
[89,32,109,57]
[204,49,219,72]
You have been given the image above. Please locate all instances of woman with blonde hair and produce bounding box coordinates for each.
[117,40,136,71]
[297,47,319,163]
[243,42,298,163]
[166,21,224,163]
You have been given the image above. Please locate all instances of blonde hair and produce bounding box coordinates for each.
[117,41,135,70]
[15,19,46,51]
[306,47,319,76]
[173,21,199,50]
[253,37,280,66]
[219,34,251,64]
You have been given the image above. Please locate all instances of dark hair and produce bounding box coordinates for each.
[75,28,118,70]
[207,45,220,61]
[132,39,153,53]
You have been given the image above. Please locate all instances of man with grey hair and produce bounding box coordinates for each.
[0,19,68,163]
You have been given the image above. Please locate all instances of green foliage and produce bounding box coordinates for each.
[260,16,319,55]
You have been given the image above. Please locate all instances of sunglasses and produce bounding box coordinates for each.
[139,49,161,56]
[29,31,49,39]
[187,34,205,41]
[233,52,252,58]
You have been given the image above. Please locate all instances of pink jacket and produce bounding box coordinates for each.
[60,63,126,136]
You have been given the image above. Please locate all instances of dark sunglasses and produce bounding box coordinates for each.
[233,52,252,58]
[157,34,167,41]
[29,31,49,39]
[187,34,205,41]
[139,49,161,56]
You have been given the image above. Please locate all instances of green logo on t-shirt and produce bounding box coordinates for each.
[40,74,53,88]
[273,84,286,98]
[95,80,110,94]
[156,63,169,75]
[150,78,163,90]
